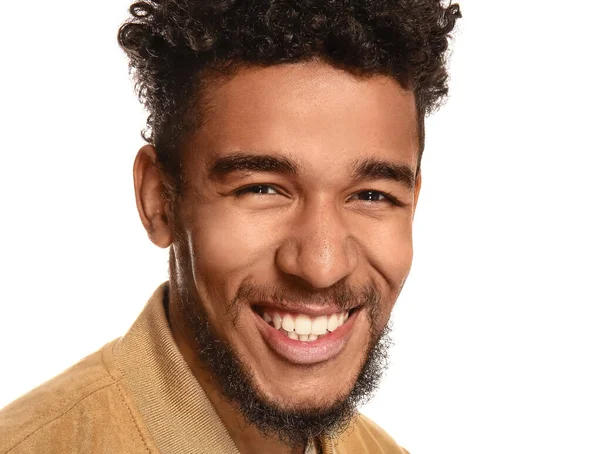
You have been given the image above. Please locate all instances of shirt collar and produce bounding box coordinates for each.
[113,283,240,453]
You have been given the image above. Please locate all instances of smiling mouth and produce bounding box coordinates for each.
[252,306,359,342]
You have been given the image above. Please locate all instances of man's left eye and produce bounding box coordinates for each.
[349,190,397,205]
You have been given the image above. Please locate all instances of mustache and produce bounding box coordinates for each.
[227,277,383,320]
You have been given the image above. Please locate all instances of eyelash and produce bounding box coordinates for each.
[233,185,402,206]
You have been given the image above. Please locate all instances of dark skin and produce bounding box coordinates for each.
[134,61,421,454]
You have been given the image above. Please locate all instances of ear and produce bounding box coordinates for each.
[133,145,173,248]
[412,171,422,218]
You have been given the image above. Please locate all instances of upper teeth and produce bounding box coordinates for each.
[261,310,350,341]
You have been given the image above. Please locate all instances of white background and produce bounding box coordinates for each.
[1,1,599,453]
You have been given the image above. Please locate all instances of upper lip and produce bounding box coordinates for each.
[252,301,359,317]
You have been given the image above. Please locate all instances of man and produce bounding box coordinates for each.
[0,0,460,452]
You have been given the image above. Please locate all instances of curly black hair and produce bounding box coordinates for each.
[118,0,461,183]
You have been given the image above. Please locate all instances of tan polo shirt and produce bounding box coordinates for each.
[0,284,409,453]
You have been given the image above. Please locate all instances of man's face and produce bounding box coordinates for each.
[171,61,420,413]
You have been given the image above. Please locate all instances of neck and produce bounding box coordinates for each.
[167,289,307,454]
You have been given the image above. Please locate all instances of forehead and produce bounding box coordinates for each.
[187,61,420,175]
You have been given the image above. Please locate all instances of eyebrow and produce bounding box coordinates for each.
[351,157,416,189]
[208,152,299,180]
[208,151,415,189]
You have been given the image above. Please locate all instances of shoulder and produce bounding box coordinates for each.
[332,412,410,454]
[0,340,155,454]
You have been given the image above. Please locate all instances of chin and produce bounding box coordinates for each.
[256,366,362,412]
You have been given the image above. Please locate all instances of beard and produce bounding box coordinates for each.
[168,248,395,448]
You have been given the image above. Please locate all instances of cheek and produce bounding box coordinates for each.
[185,208,278,297]
[355,215,414,281]
[198,214,276,265]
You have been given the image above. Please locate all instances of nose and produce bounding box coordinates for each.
[275,198,359,289]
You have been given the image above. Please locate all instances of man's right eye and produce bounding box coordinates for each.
[234,185,280,196]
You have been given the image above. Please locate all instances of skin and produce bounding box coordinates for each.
[134,60,421,454]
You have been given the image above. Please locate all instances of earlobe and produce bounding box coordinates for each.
[133,145,173,248]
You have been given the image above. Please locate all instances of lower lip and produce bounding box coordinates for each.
[253,309,360,365]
